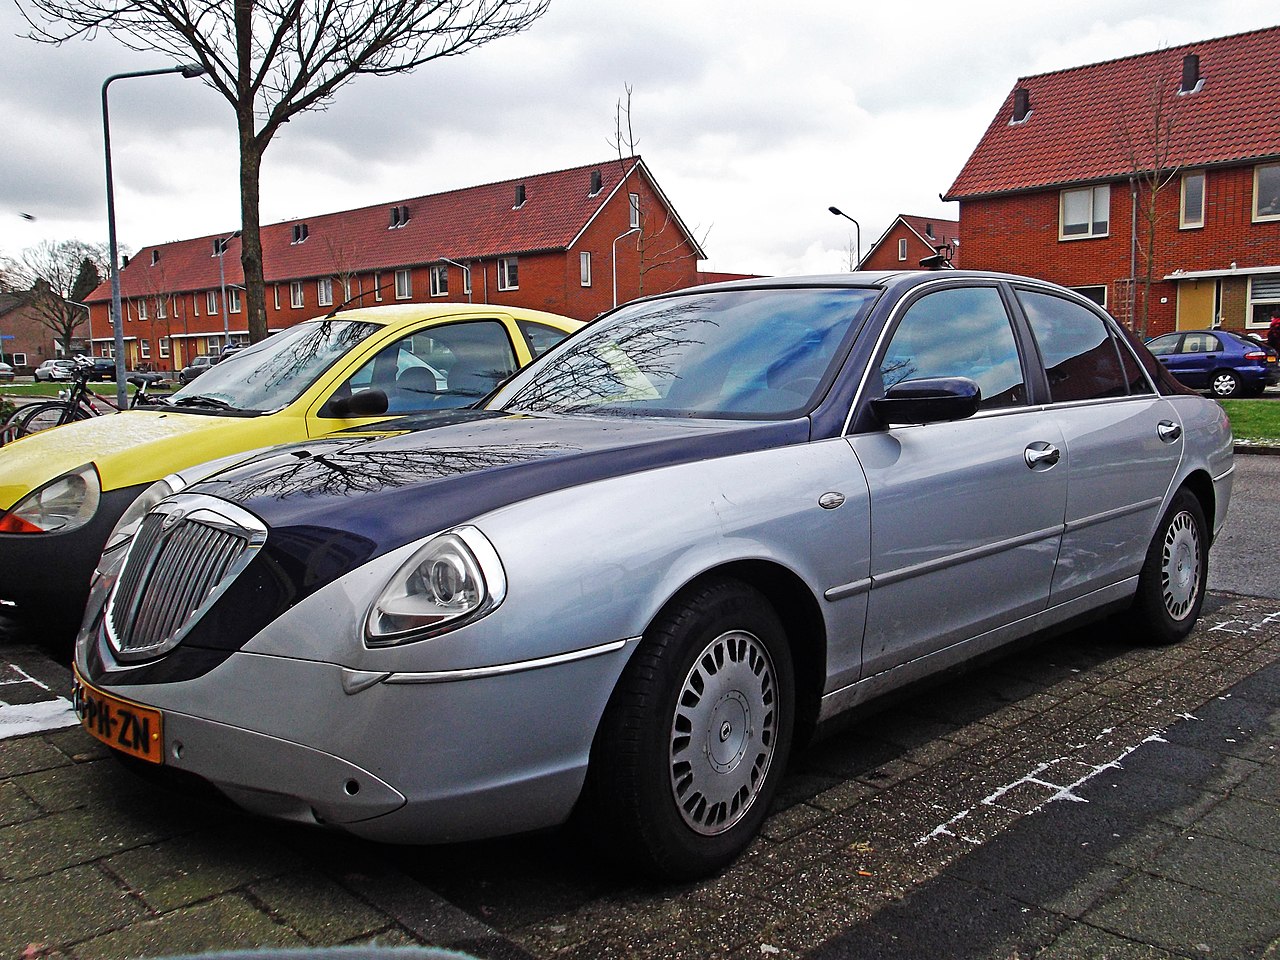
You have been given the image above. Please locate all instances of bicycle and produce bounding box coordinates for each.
[1,357,159,444]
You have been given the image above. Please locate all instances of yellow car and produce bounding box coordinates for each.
[0,303,580,646]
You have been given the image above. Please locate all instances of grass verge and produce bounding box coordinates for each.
[1220,398,1280,443]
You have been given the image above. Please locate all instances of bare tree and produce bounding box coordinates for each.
[15,240,109,356]
[19,0,551,344]
[1115,53,1182,337]
[609,85,707,298]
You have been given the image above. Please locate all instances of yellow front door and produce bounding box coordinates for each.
[1176,279,1215,330]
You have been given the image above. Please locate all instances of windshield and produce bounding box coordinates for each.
[167,319,379,412]
[491,287,878,419]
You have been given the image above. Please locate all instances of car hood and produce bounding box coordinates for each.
[0,408,272,509]
[192,410,811,558]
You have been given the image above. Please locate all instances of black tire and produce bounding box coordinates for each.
[584,578,795,880]
[1209,370,1240,398]
[14,400,93,437]
[1126,489,1208,646]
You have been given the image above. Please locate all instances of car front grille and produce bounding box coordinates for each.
[106,494,267,662]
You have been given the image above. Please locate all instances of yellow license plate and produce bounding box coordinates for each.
[72,668,164,764]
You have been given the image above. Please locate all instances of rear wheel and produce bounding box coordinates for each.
[585,579,794,880]
[13,401,93,437]
[1209,370,1241,398]
[1127,489,1208,645]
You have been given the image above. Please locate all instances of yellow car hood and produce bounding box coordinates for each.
[0,410,299,510]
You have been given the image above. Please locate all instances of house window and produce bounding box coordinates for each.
[430,264,448,297]
[290,281,304,308]
[291,223,309,244]
[498,257,519,291]
[394,268,412,300]
[374,272,383,302]
[273,285,280,310]
[207,291,218,314]
[228,288,242,313]
[1181,171,1205,228]
[12,353,26,367]
[1060,184,1110,239]
[139,339,151,359]
[629,193,641,228]
[207,336,221,354]
[461,266,471,295]
[159,338,170,359]
[897,238,908,261]
[1254,163,1280,221]
[137,299,148,321]
[193,293,200,317]
[1247,274,1280,327]
[317,277,333,307]
[1071,285,1108,307]
[156,298,167,319]
[580,252,592,287]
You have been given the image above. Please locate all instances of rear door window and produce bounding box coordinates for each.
[1019,290,1129,402]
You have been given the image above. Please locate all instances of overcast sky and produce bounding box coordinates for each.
[1,1,1276,277]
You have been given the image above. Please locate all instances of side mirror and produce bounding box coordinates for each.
[327,388,389,418]
[871,376,981,426]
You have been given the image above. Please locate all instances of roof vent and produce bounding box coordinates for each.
[389,204,410,228]
[589,170,602,196]
[514,184,527,209]
[1011,87,1031,124]
[1179,53,1203,95]
[291,223,309,244]
[150,250,160,266]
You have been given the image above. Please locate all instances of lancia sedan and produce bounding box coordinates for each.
[73,271,1233,879]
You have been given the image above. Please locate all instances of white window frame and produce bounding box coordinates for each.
[273,285,281,310]
[1059,184,1110,240]
[193,293,200,317]
[580,251,592,287]
[207,336,221,354]
[1254,162,1280,222]
[373,272,383,302]
[317,277,333,307]
[1247,274,1280,328]
[498,257,519,291]
[156,297,167,319]
[394,268,412,300]
[159,338,170,359]
[12,352,27,367]
[139,339,151,359]
[628,193,641,228]
[290,281,304,309]
[207,291,218,315]
[228,288,242,314]
[897,238,907,261]
[1180,170,1205,229]
[137,299,148,321]
[429,264,448,297]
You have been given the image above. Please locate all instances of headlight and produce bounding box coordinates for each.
[99,473,189,558]
[0,464,101,535]
[366,525,506,645]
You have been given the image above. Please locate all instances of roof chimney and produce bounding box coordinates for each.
[514,184,527,208]
[1011,87,1031,123]
[1180,53,1201,93]
[589,170,602,196]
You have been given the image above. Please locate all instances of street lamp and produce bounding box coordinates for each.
[440,257,472,303]
[103,63,205,407]
[215,230,241,352]
[612,227,640,308]
[828,206,861,270]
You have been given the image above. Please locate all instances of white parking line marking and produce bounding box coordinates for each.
[0,663,77,739]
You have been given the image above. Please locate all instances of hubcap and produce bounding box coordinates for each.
[669,629,778,836]
[1161,510,1201,621]
[1212,375,1237,396]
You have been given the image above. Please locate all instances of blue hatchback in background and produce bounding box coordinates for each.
[1146,329,1280,397]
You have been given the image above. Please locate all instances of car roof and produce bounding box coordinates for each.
[312,302,580,331]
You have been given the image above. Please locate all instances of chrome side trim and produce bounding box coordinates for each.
[1212,464,1235,483]
[824,578,873,602]
[872,524,1063,590]
[379,637,636,685]
[1063,496,1163,534]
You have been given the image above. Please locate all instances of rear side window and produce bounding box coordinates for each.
[1019,290,1129,402]
[1180,332,1222,354]
[518,320,572,358]
[879,286,1027,409]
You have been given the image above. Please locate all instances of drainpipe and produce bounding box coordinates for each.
[1129,175,1138,330]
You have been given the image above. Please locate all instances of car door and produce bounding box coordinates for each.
[847,283,1068,677]
[1013,287,1184,605]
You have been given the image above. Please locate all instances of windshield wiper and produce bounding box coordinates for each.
[170,395,237,410]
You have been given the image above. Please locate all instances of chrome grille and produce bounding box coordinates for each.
[106,494,267,661]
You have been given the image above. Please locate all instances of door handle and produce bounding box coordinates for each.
[1024,443,1061,469]
[1158,420,1183,443]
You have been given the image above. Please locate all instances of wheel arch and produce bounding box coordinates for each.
[1177,467,1217,542]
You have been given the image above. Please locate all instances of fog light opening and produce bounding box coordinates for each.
[171,741,184,761]
[344,779,360,796]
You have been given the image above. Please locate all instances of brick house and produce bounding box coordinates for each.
[84,157,706,372]
[944,26,1280,337]
[0,292,90,375]
[859,215,961,271]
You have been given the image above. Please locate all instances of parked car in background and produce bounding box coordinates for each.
[0,362,14,382]
[72,272,1233,880]
[34,358,75,382]
[178,354,218,384]
[1146,330,1279,397]
[0,304,580,648]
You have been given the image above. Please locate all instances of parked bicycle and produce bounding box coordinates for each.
[0,356,159,444]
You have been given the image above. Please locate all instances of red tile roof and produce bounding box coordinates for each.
[946,26,1280,200]
[899,216,959,246]
[91,157,694,302]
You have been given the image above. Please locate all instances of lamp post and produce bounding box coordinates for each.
[612,227,640,308]
[440,257,472,303]
[215,231,241,352]
[828,206,861,271]
[103,63,205,407]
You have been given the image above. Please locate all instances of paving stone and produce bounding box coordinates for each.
[70,892,306,959]
[42,727,112,763]
[760,801,830,842]
[0,805,175,881]
[1036,922,1184,959]
[0,779,41,827]
[0,735,74,778]
[1237,755,1280,805]
[1187,794,1280,853]
[0,863,145,949]
[250,872,393,943]
[16,757,149,815]
[1144,832,1280,902]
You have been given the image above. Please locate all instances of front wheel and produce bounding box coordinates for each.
[1126,489,1208,645]
[13,400,93,437]
[584,579,795,880]
[1209,371,1241,398]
